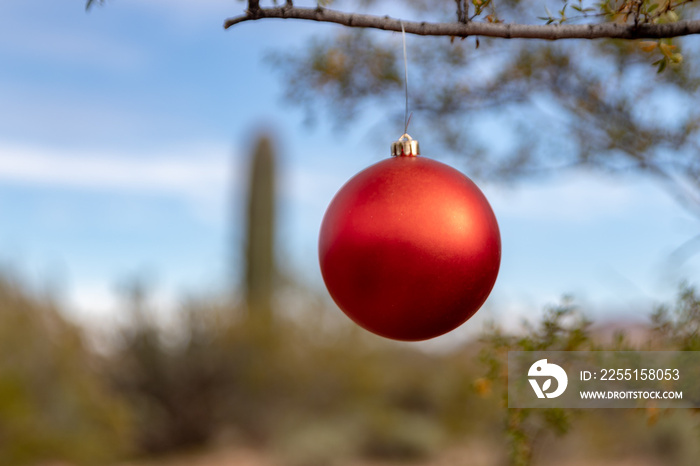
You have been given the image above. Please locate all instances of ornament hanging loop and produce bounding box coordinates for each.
[391,133,420,157]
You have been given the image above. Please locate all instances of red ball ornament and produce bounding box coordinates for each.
[319,134,501,341]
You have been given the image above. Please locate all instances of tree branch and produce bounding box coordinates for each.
[247,0,260,15]
[224,6,700,40]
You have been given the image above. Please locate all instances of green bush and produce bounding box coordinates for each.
[0,276,132,466]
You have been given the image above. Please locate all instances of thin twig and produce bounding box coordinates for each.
[455,0,468,23]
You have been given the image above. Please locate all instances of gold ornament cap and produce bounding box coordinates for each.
[391,133,420,157]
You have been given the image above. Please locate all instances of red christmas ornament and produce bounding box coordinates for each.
[319,134,501,341]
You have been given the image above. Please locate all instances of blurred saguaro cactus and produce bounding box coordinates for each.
[244,133,277,328]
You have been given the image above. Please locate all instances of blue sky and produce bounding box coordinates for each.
[1,1,699,336]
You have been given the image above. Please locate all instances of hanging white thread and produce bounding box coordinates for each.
[401,22,412,134]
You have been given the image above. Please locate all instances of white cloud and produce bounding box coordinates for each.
[283,165,348,207]
[483,173,652,224]
[0,141,239,220]
[68,280,121,321]
[66,279,182,335]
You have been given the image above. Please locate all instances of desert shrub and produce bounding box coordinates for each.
[4,272,700,466]
[0,275,132,466]
[103,282,491,462]
[652,282,700,350]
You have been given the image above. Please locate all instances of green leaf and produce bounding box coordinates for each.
[656,58,667,73]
